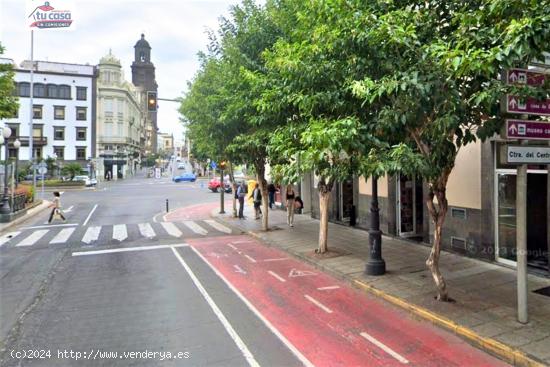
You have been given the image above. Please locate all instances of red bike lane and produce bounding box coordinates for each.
[187,235,508,367]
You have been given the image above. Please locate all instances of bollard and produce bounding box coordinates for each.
[166,199,169,213]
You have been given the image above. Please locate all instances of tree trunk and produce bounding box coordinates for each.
[317,181,331,254]
[255,162,269,231]
[425,176,450,302]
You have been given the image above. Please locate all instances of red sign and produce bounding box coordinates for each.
[507,68,547,86]
[507,96,550,116]
[506,119,550,140]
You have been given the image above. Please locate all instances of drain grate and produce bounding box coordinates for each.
[533,286,550,297]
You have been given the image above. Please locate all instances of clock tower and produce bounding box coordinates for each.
[131,34,158,153]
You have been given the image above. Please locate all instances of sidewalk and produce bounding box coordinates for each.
[213,205,550,366]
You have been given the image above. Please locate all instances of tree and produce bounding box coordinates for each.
[351,0,550,301]
[62,163,83,180]
[0,43,19,120]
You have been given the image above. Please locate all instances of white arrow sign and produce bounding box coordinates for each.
[509,71,518,82]
[509,97,518,109]
[288,269,317,278]
[508,124,518,134]
[233,265,247,274]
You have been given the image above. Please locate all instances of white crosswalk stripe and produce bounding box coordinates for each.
[17,230,49,247]
[182,221,208,236]
[82,226,101,244]
[0,231,21,247]
[138,223,155,238]
[160,222,182,237]
[50,228,75,244]
[113,224,128,242]
[204,220,232,234]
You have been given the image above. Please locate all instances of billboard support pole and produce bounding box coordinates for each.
[29,30,36,194]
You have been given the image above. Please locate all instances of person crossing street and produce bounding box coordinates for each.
[48,191,66,223]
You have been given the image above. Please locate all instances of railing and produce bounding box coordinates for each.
[9,193,27,213]
[9,136,47,146]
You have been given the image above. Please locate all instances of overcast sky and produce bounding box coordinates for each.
[0,0,238,142]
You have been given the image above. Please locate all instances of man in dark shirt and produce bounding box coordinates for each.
[267,182,276,209]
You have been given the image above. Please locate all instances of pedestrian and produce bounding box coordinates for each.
[251,183,262,219]
[48,191,66,223]
[237,181,247,219]
[295,195,304,212]
[286,184,296,227]
[267,182,276,209]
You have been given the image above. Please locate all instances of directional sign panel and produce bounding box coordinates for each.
[507,145,550,164]
[507,68,547,86]
[507,96,550,116]
[506,119,550,140]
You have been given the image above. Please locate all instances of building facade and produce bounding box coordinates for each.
[157,132,174,156]
[1,59,96,168]
[131,34,158,154]
[96,52,146,179]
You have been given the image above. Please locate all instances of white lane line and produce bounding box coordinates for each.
[0,231,21,247]
[304,295,333,314]
[83,204,98,226]
[161,222,182,237]
[22,223,78,230]
[112,224,128,242]
[189,246,313,367]
[268,271,286,283]
[182,221,208,236]
[82,226,101,244]
[49,228,75,244]
[16,230,49,247]
[73,243,188,256]
[263,258,288,262]
[138,223,156,238]
[171,247,259,367]
[360,332,409,364]
[204,219,232,234]
[227,243,238,250]
[244,254,257,263]
[317,286,340,291]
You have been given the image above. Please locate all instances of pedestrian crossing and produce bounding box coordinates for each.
[0,220,232,249]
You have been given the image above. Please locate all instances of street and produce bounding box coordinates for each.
[0,173,508,366]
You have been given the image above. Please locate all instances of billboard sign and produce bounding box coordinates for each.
[27,1,74,30]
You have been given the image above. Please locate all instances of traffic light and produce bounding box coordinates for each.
[147,91,157,112]
[219,161,227,170]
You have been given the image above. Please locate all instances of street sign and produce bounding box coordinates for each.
[211,161,217,169]
[507,96,550,116]
[507,145,550,164]
[507,68,547,86]
[506,119,550,140]
[38,166,47,175]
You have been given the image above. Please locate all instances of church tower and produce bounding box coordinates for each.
[131,34,158,153]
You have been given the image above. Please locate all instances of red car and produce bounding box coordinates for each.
[208,178,232,193]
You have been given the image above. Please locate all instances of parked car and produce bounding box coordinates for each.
[208,178,232,193]
[24,174,48,181]
[177,163,186,169]
[72,175,96,187]
[173,172,196,182]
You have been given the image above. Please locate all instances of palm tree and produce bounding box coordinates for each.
[61,163,83,179]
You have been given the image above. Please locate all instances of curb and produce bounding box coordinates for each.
[0,200,51,234]
[213,213,546,367]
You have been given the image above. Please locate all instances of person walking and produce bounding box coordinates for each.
[286,184,296,227]
[267,182,276,209]
[251,183,263,219]
[48,191,66,223]
[237,181,247,219]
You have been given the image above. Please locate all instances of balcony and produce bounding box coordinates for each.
[9,136,47,147]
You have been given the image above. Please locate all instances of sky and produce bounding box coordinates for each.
[0,0,238,143]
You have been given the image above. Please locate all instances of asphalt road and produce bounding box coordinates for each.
[0,169,509,366]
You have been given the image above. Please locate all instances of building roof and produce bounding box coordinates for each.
[99,49,121,67]
[134,34,151,49]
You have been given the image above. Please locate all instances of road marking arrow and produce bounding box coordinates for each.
[64,205,74,213]
[288,268,317,278]
[234,265,247,274]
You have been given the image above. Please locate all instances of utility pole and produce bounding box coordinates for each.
[219,161,227,214]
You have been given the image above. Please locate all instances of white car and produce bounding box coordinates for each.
[177,163,186,169]
[72,175,97,186]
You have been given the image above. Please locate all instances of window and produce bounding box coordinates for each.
[33,105,42,119]
[54,127,65,140]
[47,84,58,98]
[33,126,43,137]
[76,87,87,101]
[33,147,42,159]
[18,82,30,97]
[76,127,87,141]
[58,85,71,99]
[76,107,87,121]
[33,83,45,97]
[8,149,18,159]
[54,106,65,120]
[76,147,86,160]
[53,146,64,159]
[104,98,113,112]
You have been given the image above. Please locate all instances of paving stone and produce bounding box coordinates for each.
[471,322,512,338]
[521,337,550,359]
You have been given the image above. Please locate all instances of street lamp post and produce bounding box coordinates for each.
[365,176,386,275]
[0,127,13,214]
[13,139,21,188]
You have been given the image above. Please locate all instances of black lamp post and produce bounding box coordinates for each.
[13,139,21,188]
[0,127,13,214]
[365,176,386,275]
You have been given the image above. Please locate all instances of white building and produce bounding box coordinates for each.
[0,59,96,166]
[96,52,146,179]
